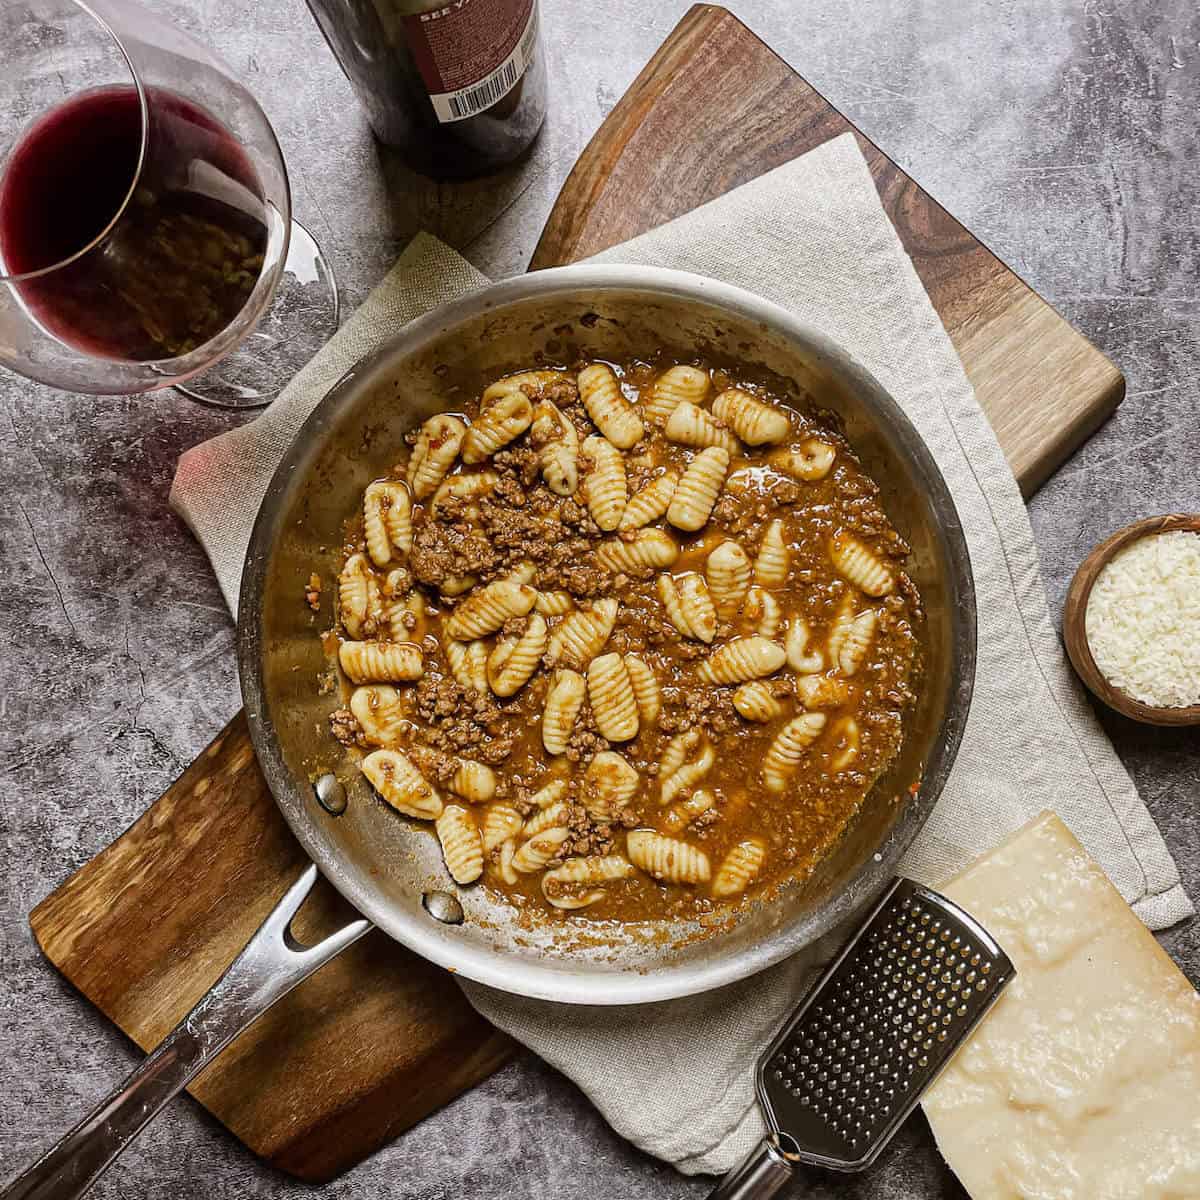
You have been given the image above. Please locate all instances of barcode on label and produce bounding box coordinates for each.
[426,0,539,124]
[447,58,520,120]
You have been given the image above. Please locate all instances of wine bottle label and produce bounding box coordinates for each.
[403,0,539,124]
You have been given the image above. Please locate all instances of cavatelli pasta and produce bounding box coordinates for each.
[382,587,425,643]
[446,638,489,693]
[596,528,679,576]
[436,804,484,884]
[643,364,710,426]
[832,608,878,676]
[534,589,574,616]
[660,739,715,806]
[732,680,786,722]
[547,598,619,669]
[363,480,413,567]
[462,391,533,463]
[667,446,730,532]
[448,758,497,803]
[696,636,786,684]
[578,362,644,449]
[445,579,536,640]
[771,439,836,481]
[829,532,895,596]
[657,573,717,643]
[587,652,640,742]
[439,574,478,597]
[482,803,523,852]
[786,617,825,674]
[623,655,661,726]
[660,788,715,834]
[705,540,752,619]
[530,398,579,496]
[350,684,407,745]
[794,674,852,709]
[711,388,789,445]
[362,749,442,819]
[339,640,424,684]
[745,586,782,638]
[620,470,679,529]
[712,838,766,898]
[523,800,570,840]
[762,713,827,793]
[505,562,537,586]
[663,401,740,456]
[481,369,568,405]
[659,729,702,779]
[339,552,378,640]
[753,519,790,588]
[542,668,586,755]
[626,830,711,884]
[431,469,498,517]
[828,717,860,772]
[542,854,636,910]
[495,838,518,884]
[408,414,466,500]
[487,613,548,697]
[529,778,569,810]
[581,434,627,530]
[584,750,639,821]
[511,826,571,873]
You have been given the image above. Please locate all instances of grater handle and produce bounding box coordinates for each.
[706,1135,800,1200]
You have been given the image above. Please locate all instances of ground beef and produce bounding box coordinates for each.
[564,705,606,765]
[409,519,498,586]
[328,708,360,747]
[383,567,411,597]
[548,801,615,864]
[658,683,740,738]
[411,746,458,786]
[539,379,579,410]
[413,673,517,761]
[493,474,527,508]
[768,479,804,506]
[305,572,322,612]
[556,557,606,598]
[493,445,541,487]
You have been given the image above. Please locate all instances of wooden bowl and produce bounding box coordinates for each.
[1063,513,1200,726]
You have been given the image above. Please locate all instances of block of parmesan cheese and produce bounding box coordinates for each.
[921,811,1200,1200]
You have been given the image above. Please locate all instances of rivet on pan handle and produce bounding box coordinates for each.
[1,865,370,1200]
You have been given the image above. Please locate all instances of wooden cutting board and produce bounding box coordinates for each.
[30,4,1124,1183]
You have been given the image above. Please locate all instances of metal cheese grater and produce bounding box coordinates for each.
[709,878,1015,1199]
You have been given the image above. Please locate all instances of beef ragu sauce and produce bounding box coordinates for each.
[325,357,922,925]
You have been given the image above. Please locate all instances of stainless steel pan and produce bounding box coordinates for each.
[5,266,975,1199]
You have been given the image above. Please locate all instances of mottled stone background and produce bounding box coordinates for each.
[1,0,1196,1196]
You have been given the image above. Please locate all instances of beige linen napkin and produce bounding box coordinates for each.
[171,132,1192,1176]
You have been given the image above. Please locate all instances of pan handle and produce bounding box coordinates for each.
[2,865,369,1200]
[706,1135,802,1200]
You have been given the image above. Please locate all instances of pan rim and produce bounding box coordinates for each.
[237,263,977,1005]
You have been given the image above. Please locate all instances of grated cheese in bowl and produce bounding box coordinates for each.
[1085,530,1200,708]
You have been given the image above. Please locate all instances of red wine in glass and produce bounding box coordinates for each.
[0,85,268,362]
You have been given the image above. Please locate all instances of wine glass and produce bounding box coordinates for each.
[0,0,338,407]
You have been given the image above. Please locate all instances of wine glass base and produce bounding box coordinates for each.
[174,219,338,410]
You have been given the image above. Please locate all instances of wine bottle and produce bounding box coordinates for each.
[305,0,546,179]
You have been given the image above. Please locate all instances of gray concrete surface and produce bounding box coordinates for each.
[1,0,1197,1196]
